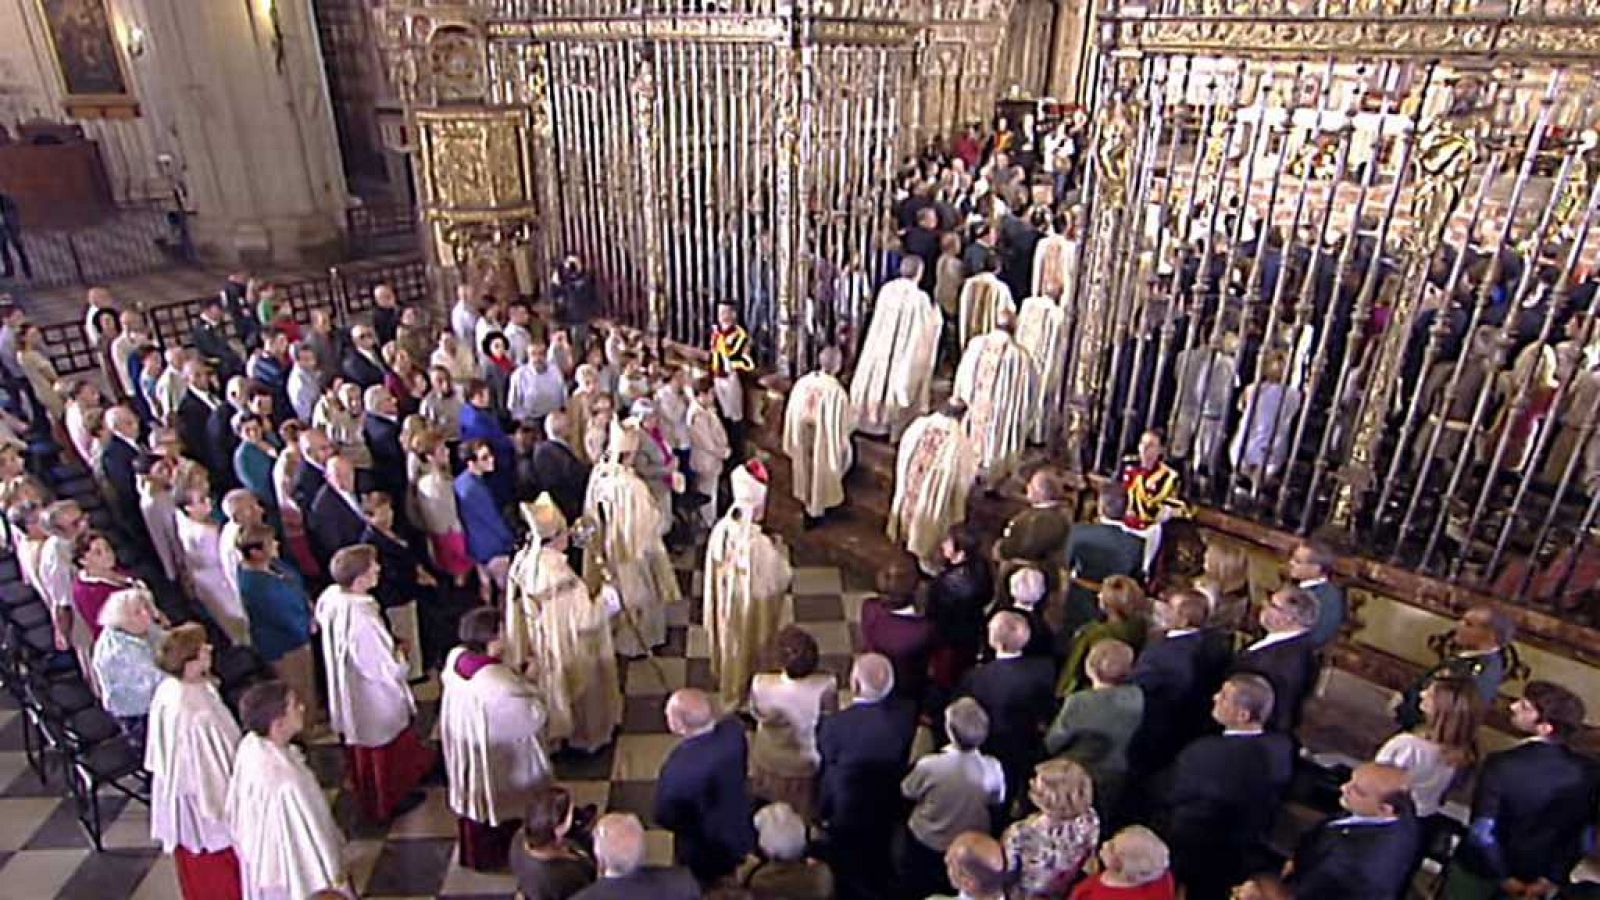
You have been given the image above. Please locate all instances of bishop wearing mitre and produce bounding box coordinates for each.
[890,400,980,574]
[954,310,1037,487]
[583,420,680,656]
[958,255,1016,349]
[1016,290,1069,445]
[145,623,243,900]
[316,544,436,823]
[441,606,553,872]
[783,346,857,526]
[704,460,794,707]
[1032,210,1081,300]
[850,256,942,440]
[228,680,350,899]
[504,492,623,753]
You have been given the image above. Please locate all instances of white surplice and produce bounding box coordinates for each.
[439,647,552,827]
[145,678,241,854]
[582,463,679,656]
[953,329,1037,484]
[782,370,857,518]
[704,515,793,707]
[1032,234,1081,301]
[957,272,1016,349]
[177,515,250,646]
[314,586,415,748]
[1015,295,1069,445]
[849,277,942,437]
[889,410,979,572]
[227,733,348,900]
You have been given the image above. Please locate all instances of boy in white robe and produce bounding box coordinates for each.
[703,461,794,708]
[687,378,731,527]
[583,423,680,656]
[228,680,350,899]
[783,346,858,525]
[890,401,980,574]
[851,257,942,440]
[146,623,243,899]
[953,311,1037,487]
[441,606,553,870]
[315,544,436,822]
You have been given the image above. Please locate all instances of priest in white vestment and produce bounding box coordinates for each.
[315,544,436,823]
[145,623,243,900]
[889,401,980,574]
[704,460,794,708]
[783,347,857,524]
[505,493,623,752]
[227,681,350,899]
[583,422,679,656]
[441,606,553,871]
[958,257,1017,349]
[1031,213,1081,301]
[953,311,1037,487]
[1016,293,1069,445]
[849,256,942,440]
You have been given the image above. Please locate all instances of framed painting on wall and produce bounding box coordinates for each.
[34,0,137,114]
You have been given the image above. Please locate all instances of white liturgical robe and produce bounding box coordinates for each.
[889,410,979,572]
[583,462,679,656]
[953,329,1037,485]
[227,733,348,899]
[958,272,1016,349]
[145,678,241,854]
[315,586,415,748]
[849,278,942,437]
[1032,234,1081,301]
[440,647,552,827]
[704,514,794,707]
[1015,295,1069,445]
[782,370,857,518]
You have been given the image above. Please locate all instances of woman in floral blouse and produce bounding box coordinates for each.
[90,587,167,747]
[1002,758,1101,898]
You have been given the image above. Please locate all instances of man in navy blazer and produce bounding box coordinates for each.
[1288,541,1346,649]
[460,378,516,505]
[1232,586,1320,734]
[362,386,407,506]
[572,813,700,900]
[958,611,1057,806]
[309,455,367,565]
[653,688,755,885]
[1447,680,1600,897]
[817,654,918,900]
[1286,762,1421,900]
[454,439,515,585]
[1129,589,1233,777]
[530,410,592,523]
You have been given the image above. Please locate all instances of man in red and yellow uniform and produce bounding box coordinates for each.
[709,301,754,459]
[1121,429,1187,574]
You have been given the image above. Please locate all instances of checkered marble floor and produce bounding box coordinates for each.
[0,553,872,899]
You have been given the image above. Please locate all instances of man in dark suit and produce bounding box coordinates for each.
[1063,482,1145,636]
[991,567,1055,661]
[1232,586,1320,734]
[204,380,244,492]
[1129,589,1233,777]
[176,362,221,463]
[1288,541,1346,649]
[958,611,1057,806]
[571,812,700,900]
[530,410,591,523]
[817,653,919,900]
[191,298,243,379]
[1446,680,1600,898]
[98,406,147,547]
[1286,763,1421,900]
[362,385,407,505]
[219,271,259,349]
[292,426,334,518]
[341,324,388,389]
[858,557,937,704]
[993,467,1072,603]
[1155,673,1294,900]
[653,688,755,885]
[310,455,367,565]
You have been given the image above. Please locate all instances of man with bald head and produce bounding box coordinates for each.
[571,813,700,899]
[1285,762,1420,899]
[953,304,1037,488]
[362,385,406,504]
[98,405,146,545]
[783,344,858,527]
[310,455,367,565]
[817,653,919,899]
[653,688,754,885]
[933,832,1007,900]
[958,610,1057,807]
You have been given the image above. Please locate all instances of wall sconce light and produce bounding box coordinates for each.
[125,25,146,59]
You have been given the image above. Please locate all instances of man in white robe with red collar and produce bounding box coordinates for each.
[583,421,680,656]
[704,460,794,707]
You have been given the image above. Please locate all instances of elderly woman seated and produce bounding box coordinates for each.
[735,802,834,899]
[90,587,167,746]
[1068,826,1176,900]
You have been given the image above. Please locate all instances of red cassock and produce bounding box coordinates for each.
[345,727,436,822]
[174,846,242,900]
[457,816,523,871]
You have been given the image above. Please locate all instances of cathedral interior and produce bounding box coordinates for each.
[0,0,1598,897]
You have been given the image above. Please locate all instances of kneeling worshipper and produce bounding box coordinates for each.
[504,492,624,753]
[316,544,436,822]
[782,346,858,526]
[441,607,553,871]
[583,421,680,657]
[145,623,243,900]
[890,400,980,574]
[953,309,1037,488]
[850,256,943,440]
[227,681,351,899]
[704,460,794,708]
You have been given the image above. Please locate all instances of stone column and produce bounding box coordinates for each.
[1048,0,1096,102]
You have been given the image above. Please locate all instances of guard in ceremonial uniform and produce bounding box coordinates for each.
[709,301,755,461]
[993,468,1073,606]
[1120,429,1187,576]
[1395,605,1516,729]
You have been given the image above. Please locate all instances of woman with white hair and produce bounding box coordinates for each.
[314,380,372,468]
[91,587,167,745]
[1067,826,1175,900]
[735,802,834,899]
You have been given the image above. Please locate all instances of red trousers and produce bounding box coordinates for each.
[346,727,436,822]
[174,845,242,900]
